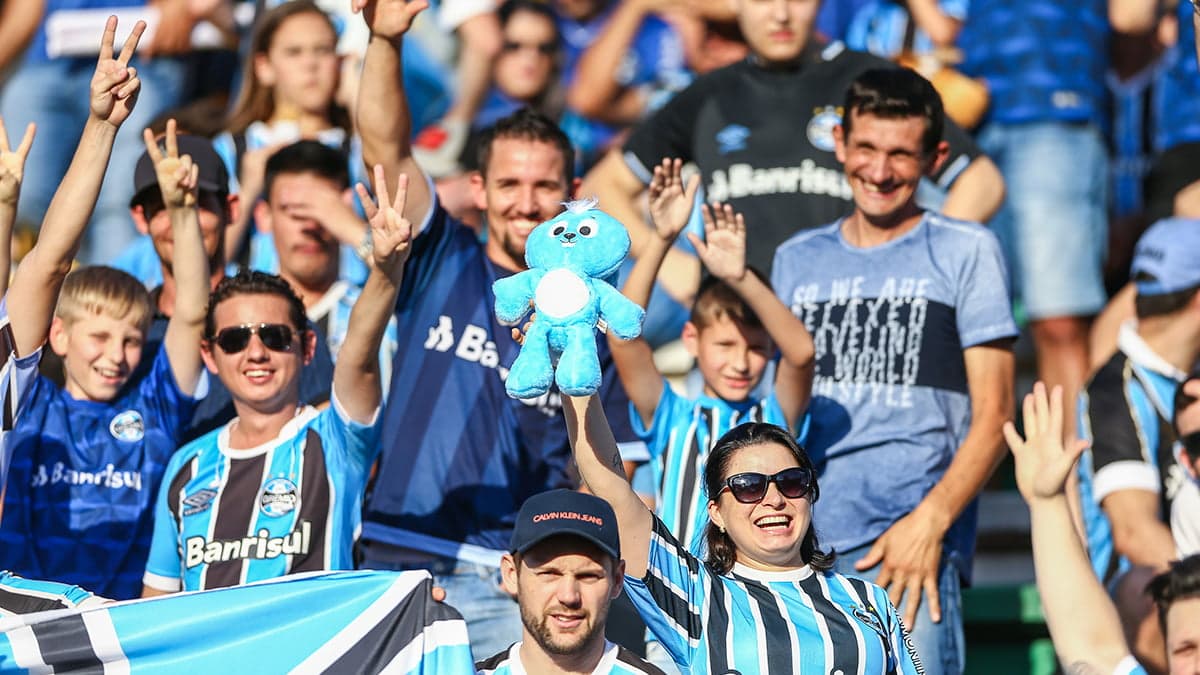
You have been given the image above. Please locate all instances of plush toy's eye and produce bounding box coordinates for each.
[550,224,567,237]
[577,218,599,238]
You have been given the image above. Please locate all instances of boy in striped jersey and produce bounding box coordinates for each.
[140,165,407,594]
[476,489,665,675]
[609,157,815,555]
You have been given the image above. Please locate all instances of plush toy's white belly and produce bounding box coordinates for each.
[535,269,590,318]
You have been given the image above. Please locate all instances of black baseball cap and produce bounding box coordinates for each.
[130,135,230,207]
[510,489,620,560]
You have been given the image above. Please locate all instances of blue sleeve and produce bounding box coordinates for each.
[636,382,683,460]
[878,587,925,675]
[318,393,383,479]
[939,0,968,20]
[954,228,1018,347]
[210,132,241,195]
[137,346,199,450]
[623,515,706,667]
[144,451,188,590]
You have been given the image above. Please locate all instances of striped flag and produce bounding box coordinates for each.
[0,570,474,674]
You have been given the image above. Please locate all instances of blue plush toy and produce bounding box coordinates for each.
[493,198,645,399]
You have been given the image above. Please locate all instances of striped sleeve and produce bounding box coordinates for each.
[1082,358,1161,502]
[623,515,706,667]
[325,390,384,476]
[143,451,198,591]
[0,294,42,487]
[881,590,924,675]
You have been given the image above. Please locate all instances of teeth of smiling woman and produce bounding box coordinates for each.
[246,369,270,378]
[755,515,790,528]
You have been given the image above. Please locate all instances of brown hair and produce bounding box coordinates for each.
[225,1,350,136]
[55,266,153,332]
[702,423,834,576]
[689,268,770,331]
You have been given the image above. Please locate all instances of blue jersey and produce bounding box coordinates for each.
[363,200,643,566]
[1155,2,1200,150]
[476,641,665,674]
[144,398,381,591]
[0,570,102,617]
[0,570,474,674]
[0,347,195,600]
[1107,60,1170,218]
[625,516,923,675]
[958,0,1108,125]
[846,0,969,58]
[1078,324,1184,583]
[771,212,1017,578]
[636,382,787,553]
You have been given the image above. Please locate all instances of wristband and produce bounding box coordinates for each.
[355,229,373,262]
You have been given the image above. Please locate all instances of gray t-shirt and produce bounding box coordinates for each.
[771,212,1017,576]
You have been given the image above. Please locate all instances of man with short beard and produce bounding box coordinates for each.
[476,490,664,675]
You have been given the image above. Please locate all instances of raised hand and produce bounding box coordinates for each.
[689,202,746,283]
[1003,382,1090,503]
[647,157,699,242]
[142,119,198,210]
[355,163,414,279]
[351,0,429,39]
[90,16,147,128]
[0,117,35,207]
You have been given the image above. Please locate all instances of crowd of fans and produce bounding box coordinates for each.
[0,0,1199,673]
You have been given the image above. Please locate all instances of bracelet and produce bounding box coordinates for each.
[355,230,373,262]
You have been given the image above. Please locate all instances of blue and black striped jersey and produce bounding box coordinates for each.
[144,397,381,591]
[626,516,924,675]
[0,571,102,618]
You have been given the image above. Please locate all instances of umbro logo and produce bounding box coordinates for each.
[715,124,750,155]
[182,488,218,516]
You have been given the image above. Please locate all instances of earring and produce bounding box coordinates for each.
[719,526,726,534]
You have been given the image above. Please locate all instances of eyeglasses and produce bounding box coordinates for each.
[209,323,299,354]
[502,40,557,56]
[717,467,816,504]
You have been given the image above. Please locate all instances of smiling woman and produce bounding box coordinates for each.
[563,395,926,675]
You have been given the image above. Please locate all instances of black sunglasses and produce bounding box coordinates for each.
[717,467,816,504]
[502,40,557,56]
[210,323,299,354]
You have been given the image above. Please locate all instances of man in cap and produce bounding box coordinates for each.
[476,489,664,674]
[1077,217,1200,672]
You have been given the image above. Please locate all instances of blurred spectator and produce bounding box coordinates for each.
[957,0,1110,445]
[0,118,34,297]
[0,0,45,84]
[1077,217,1200,674]
[845,0,965,59]
[1172,376,1200,559]
[214,1,367,286]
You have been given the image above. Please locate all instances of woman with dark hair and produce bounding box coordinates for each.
[563,395,924,675]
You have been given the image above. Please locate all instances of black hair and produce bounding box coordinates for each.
[498,0,559,28]
[842,67,944,157]
[262,140,350,200]
[1146,554,1200,634]
[1175,372,1200,464]
[204,269,308,339]
[702,423,834,575]
[1134,276,1200,319]
[476,108,574,186]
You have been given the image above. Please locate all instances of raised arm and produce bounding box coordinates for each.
[689,202,814,428]
[563,394,654,578]
[336,164,414,422]
[611,158,698,426]
[155,121,210,397]
[567,0,661,123]
[0,119,35,298]
[1005,383,1136,674]
[6,17,145,357]
[905,0,963,47]
[352,0,433,227]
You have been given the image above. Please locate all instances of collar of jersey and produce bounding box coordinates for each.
[508,640,620,675]
[729,561,814,583]
[1118,320,1188,382]
[218,405,320,459]
[835,212,929,253]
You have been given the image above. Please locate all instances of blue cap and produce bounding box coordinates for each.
[510,489,620,560]
[1131,218,1200,297]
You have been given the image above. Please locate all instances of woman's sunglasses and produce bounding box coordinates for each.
[209,323,299,354]
[717,467,816,504]
[501,40,557,56]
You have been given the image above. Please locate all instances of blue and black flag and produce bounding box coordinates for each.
[0,570,474,673]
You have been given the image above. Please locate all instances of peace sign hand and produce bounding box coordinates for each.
[355,163,414,280]
[689,202,747,283]
[0,117,35,207]
[142,119,198,211]
[90,16,147,128]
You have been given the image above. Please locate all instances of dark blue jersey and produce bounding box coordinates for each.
[0,348,196,600]
[959,0,1109,125]
[363,200,643,564]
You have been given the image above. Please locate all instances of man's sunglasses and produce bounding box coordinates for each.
[209,323,300,354]
[717,467,817,504]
